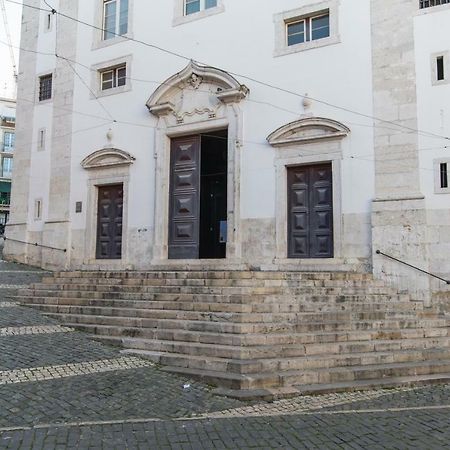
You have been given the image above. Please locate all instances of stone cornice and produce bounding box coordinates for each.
[81,148,135,170]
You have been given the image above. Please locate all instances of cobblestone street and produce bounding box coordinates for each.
[1,259,450,449]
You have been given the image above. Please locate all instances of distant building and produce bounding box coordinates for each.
[0,97,15,226]
[4,0,450,302]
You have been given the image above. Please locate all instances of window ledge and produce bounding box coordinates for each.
[94,84,131,99]
[417,3,450,15]
[173,4,225,27]
[92,33,133,51]
[274,34,340,57]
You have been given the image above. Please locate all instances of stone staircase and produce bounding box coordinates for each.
[15,270,450,399]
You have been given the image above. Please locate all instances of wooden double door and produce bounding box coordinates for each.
[287,163,334,258]
[96,184,123,259]
[168,133,228,260]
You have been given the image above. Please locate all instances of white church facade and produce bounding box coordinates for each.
[6,0,450,302]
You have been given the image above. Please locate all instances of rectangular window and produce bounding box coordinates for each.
[38,129,46,151]
[3,132,15,152]
[38,74,52,101]
[185,0,217,15]
[2,157,13,178]
[441,162,448,188]
[100,65,127,90]
[437,56,445,81]
[420,0,450,8]
[103,0,128,40]
[287,12,330,46]
[34,199,42,220]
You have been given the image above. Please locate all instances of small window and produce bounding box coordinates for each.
[38,74,52,101]
[287,12,330,46]
[3,132,15,152]
[103,0,128,40]
[441,162,448,188]
[420,0,450,9]
[38,129,46,151]
[45,13,52,31]
[34,199,42,220]
[185,0,217,15]
[100,65,127,90]
[437,56,445,81]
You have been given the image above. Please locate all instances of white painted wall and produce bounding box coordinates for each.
[414,6,450,209]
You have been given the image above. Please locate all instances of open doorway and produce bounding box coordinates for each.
[168,129,228,259]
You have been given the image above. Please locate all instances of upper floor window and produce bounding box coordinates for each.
[3,132,14,153]
[103,0,128,40]
[287,12,330,46]
[100,64,127,90]
[420,0,450,8]
[185,0,217,15]
[38,74,52,101]
[434,159,450,193]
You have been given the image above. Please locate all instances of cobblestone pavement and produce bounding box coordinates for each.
[1,260,450,448]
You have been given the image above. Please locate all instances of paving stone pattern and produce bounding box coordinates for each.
[1,261,450,449]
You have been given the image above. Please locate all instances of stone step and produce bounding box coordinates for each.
[282,359,450,386]
[62,322,450,345]
[50,271,376,281]
[56,320,450,359]
[18,288,412,305]
[154,359,450,391]
[122,347,450,375]
[32,305,440,327]
[39,278,390,295]
[19,295,424,313]
[25,299,432,326]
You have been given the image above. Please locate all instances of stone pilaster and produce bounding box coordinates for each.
[3,0,39,263]
[370,0,430,302]
[42,0,79,269]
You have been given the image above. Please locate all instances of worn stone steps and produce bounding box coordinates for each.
[62,322,449,345]
[122,347,450,375]
[25,299,428,323]
[156,359,450,391]
[19,295,424,313]
[19,268,450,397]
[49,271,376,281]
[32,305,440,328]
[18,288,412,305]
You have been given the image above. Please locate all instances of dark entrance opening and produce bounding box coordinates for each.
[199,130,228,259]
[168,130,228,260]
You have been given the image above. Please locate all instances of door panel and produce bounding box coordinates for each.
[96,184,123,260]
[288,164,333,258]
[169,136,201,259]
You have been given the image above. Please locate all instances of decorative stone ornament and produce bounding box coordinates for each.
[81,148,136,170]
[267,117,350,147]
[146,60,249,119]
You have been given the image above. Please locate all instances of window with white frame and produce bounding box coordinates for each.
[2,157,13,178]
[100,64,127,91]
[185,0,217,15]
[274,2,339,57]
[287,12,330,46]
[3,132,15,152]
[103,0,128,40]
[434,159,450,193]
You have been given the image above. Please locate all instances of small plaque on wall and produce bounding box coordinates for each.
[75,201,82,213]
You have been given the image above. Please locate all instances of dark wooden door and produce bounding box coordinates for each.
[288,164,333,258]
[96,184,123,259]
[168,136,201,259]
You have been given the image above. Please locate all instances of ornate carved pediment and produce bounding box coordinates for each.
[146,61,249,120]
[81,148,135,170]
[267,117,350,147]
